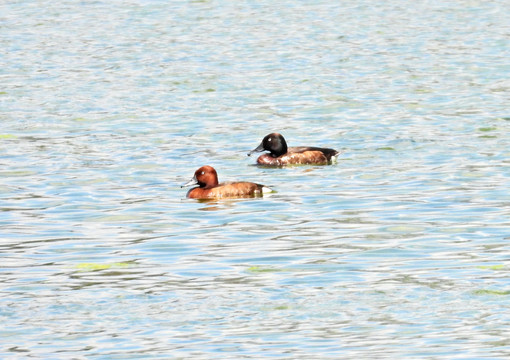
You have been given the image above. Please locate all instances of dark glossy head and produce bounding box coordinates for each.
[248,133,288,158]
[181,165,219,189]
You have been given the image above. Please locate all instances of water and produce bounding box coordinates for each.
[1,0,510,358]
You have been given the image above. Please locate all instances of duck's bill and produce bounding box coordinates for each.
[181,176,198,188]
[247,142,264,156]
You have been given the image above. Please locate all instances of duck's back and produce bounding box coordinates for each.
[289,146,338,160]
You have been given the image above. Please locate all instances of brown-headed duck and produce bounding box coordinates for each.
[248,133,339,166]
[182,165,272,199]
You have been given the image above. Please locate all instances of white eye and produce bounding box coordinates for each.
[268,138,272,142]
[201,171,205,175]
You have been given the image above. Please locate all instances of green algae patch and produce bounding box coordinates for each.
[385,225,425,233]
[260,304,291,312]
[478,127,497,132]
[376,147,395,151]
[473,289,510,296]
[413,87,433,93]
[0,134,17,139]
[247,266,283,273]
[477,265,505,271]
[75,262,132,271]
[193,88,216,93]
[0,170,35,177]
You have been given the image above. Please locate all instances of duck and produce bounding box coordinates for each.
[248,133,339,166]
[182,165,272,199]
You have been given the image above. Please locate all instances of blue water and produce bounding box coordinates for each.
[1,0,510,358]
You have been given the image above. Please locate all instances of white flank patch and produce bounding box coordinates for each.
[330,153,340,163]
[262,186,273,194]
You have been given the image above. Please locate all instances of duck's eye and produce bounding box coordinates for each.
[201,171,205,175]
[268,138,272,142]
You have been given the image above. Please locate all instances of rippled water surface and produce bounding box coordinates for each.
[2,0,510,358]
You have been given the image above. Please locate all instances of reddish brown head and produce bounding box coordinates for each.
[182,165,219,189]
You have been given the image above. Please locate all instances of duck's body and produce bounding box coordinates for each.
[186,181,269,199]
[182,166,271,199]
[249,133,338,166]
